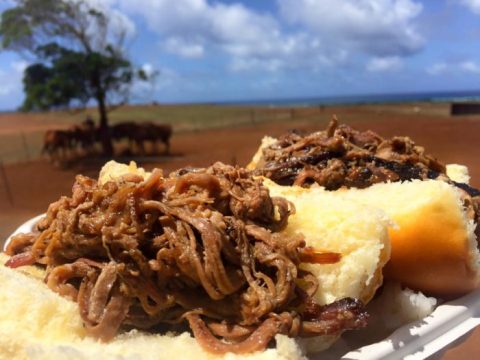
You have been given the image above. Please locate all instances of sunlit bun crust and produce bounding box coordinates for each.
[98,160,152,185]
[283,179,478,299]
[335,180,480,298]
[246,136,277,171]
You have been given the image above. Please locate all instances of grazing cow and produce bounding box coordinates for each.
[41,129,73,160]
[111,122,133,140]
[132,122,172,154]
[111,122,138,150]
[43,120,172,161]
[112,122,172,154]
[70,118,97,154]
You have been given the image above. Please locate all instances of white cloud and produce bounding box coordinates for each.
[75,0,136,49]
[425,60,480,76]
[426,62,448,75]
[116,0,286,62]
[0,60,25,106]
[111,0,423,73]
[458,0,480,14]
[164,37,205,58]
[113,0,307,71]
[141,63,155,77]
[130,64,180,102]
[278,0,424,57]
[0,0,427,104]
[460,60,480,74]
[366,56,403,72]
[11,60,28,73]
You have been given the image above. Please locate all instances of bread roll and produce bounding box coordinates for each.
[335,180,480,298]
[98,160,151,185]
[263,178,480,299]
[264,179,391,306]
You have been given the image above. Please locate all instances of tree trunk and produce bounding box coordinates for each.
[97,92,113,156]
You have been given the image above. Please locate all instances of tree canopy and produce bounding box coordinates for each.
[0,0,152,154]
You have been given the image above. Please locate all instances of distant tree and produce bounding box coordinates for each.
[0,0,152,155]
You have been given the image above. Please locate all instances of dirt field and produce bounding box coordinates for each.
[0,104,479,357]
[1,104,479,242]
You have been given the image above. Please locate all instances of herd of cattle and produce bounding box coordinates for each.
[42,120,172,160]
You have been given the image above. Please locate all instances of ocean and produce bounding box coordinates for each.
[219,89,480,107]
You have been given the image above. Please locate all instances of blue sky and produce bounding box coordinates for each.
[1,0,480,110]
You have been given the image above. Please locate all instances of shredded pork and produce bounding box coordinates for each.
[254,118,480,237]
[255,118,446,190]
[5,162,368,354]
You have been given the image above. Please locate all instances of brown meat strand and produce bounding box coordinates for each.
[299,298,369,336]
[187,297,367,354]
[299,247,342,264]
[255,118,447,190]
[5,252,36,268]
[6,162,368,353]
[186,313,282,355]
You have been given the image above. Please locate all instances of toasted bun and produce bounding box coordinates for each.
[264,179,392,354]
[98,160,152,185]
[265,178,480,298]
[246,136,276,171]
[335,180,480,298]
[0,253,305,360]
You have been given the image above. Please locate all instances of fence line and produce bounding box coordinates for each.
[20,132,30,161]
[0,106,326,165]
[0,160,14,206]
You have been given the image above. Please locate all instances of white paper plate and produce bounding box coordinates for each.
[4,215,480,359]
[326,290,480,359]
[4,214,46,248]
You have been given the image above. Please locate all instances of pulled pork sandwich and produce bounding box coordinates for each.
[2,161,375,359]
[248,118,480,299]
[249,117,457,191]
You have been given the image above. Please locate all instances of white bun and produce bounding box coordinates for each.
[0,253,305,360]
[266,178,480,299]
[264,179,391,306]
